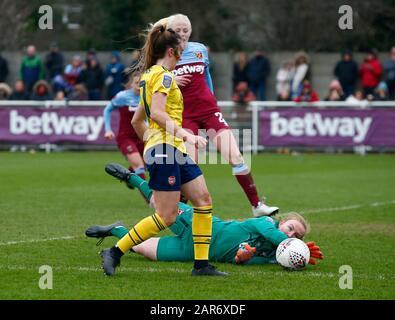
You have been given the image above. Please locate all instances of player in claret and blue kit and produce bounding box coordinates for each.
[102,72,146,183]
[162,14,278,217]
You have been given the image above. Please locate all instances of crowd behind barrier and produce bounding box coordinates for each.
[1,45,395,104]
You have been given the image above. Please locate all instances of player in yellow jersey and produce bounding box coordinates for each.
[100,23,227,276]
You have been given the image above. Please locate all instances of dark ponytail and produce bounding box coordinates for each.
[135,23,181,73]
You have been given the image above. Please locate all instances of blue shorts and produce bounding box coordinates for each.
[144,144,202,191]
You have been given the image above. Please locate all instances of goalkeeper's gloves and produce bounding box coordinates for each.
[306,241,324,265]
[235,242,256,264]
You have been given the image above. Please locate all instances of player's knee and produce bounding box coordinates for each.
[189,189,212,207]
[161,210,178,226]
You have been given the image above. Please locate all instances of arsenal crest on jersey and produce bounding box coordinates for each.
[195,51,203,59]
[168,176,176,186]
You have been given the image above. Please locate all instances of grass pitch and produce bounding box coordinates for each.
[0,151,394,300]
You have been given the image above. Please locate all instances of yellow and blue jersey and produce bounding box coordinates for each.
[140,64,186,154]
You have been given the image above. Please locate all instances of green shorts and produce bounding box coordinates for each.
[156,210,195,261]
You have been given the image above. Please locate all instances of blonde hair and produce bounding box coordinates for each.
[153,17,170,29]
[167,13,192,31]
[278,212,311,237]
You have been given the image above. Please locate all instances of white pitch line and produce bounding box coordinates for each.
[0,236,78,246]
[302,199,395,214]
[1,199,394,247]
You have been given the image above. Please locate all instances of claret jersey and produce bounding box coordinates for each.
[174,42,220,120]
[103,89,140,139]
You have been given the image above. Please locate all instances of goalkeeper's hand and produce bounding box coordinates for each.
[235,242,256,264]
[306,241,324,265]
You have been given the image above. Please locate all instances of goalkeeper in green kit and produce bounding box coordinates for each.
[86,164,324,265]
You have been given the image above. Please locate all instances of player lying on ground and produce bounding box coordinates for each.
[86,164,323,265]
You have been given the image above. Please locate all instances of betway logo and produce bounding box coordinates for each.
[9,110,103,141]
[173,64,205,76]
[270,112,372,143]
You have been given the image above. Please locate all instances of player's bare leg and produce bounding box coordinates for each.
[212,129,279,217]
[126,152,146,179]
[132,238,159,261]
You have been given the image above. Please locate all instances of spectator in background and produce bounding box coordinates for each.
[0,83,12,100]
[20,45,45,94]
[374,81,389,101]
[68,84,88,101]
[359,49,382,97]
[334,49,358,98]
[383,46,395,100]
[104,51,126,99]
[293,80,319,103]
[52,74,68,94]
[30,80,52,101]
[232,81,256,103]
[54,90,66,101]
[276,60,294,100]
[232,52,249,91]
[277,90,291,101]
[45,42,64,84]
[291,51,310,99]
[64,55,83,88]
[346,89,367,105]
[9,80,30,100]
[86,48,97,65]
[78,57,104,100]
[324,80,345,101]
[246,50,271,101]
[0,53,9,83]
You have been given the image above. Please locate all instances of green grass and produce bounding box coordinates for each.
[0,151,394,299]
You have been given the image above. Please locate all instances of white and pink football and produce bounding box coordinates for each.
[276,238,310,270]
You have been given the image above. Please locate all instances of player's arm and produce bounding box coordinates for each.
[249,219,288,246]
[131,105,148,141]
[204,67,214,94]
[151,92,206,148]
[203,45,214,94]
[103,101,115,138]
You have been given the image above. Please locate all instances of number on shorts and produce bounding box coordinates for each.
[215,112,229,126]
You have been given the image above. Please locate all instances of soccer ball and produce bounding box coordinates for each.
[276,238,310,270]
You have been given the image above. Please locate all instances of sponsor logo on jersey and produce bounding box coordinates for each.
[162,74,173,89]
[195,51,203,59]
[173,64,205,76]
[168,176,176,186]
